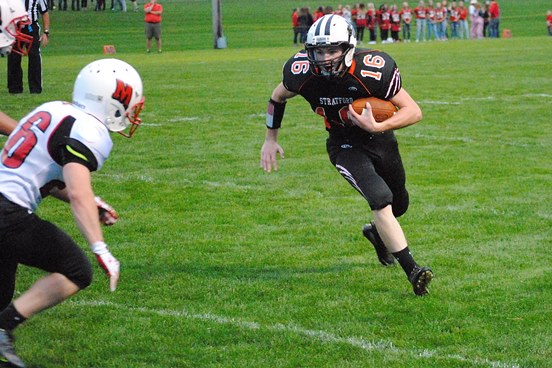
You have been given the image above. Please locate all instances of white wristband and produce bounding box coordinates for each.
[91,241,109,255]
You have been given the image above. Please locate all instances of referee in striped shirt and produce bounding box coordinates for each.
[7,0,50,94]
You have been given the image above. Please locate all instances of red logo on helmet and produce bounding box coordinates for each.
[112,79,133,110]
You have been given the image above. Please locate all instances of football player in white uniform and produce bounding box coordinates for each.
[0,58,144,368]
[0,0,33,136]
[261,15,433,296]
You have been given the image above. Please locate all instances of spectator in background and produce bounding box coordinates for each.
[95,0,105,11]
[482,1,490,36]
[7,0,49,94]
[414,0,427,42]
[356,3,367,43]
[292,8,301,46]
[313,6,325,21]
[442,0,449,38]
[351,3,358,34]
[342,5,352,26]
[144,0,163,53]
[298,7,313,43]
[367,3,377,44]
[426,0,436,41]
[547,10,552,36]
[400,2,413,42]
[130,0,138,11]
[434,2,446,40]
[458,1,469,38]
[488,0,500,37]
[390,4,401,42]
[115,0,126,12]
[469,0,483,39]
[58,0,66,10]
[378,4,391,43]
[449,1,460,39]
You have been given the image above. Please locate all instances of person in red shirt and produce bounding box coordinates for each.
[356,3,367,42]
[449,2,460,39]
[144,0,163,53]
[400,2,413,42]
[434,2,447,40]
[378,4,391,43]
[367,3,377,44]
[390,4,401,42]
[547,10,552,36]
[488,0,500,37]
[414,1,427,42]
[426,1,436,40]
[313,6,325,21]
[292,8,301,46]
[351,4,358,34]
[458,1,469,38]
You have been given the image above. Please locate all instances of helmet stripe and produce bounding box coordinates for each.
[314,16,324,36]
[323,15,335,36]
[314,14,335,36]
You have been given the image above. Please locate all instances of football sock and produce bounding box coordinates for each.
[392,247,418,276]
[0,303,26,332]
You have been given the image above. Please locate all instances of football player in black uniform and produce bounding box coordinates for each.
[261,14,433,296]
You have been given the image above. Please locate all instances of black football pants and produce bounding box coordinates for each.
[0,195,92,311]
[7,25,42,94]
[327,131,409,217]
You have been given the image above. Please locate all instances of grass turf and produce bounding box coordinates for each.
[0,1,551,367]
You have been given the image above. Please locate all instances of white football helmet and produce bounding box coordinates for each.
[305,14,357,78]
[72,58,145,138]
[0,0,33,56]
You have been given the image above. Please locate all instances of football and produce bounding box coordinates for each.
[351,97,397,122]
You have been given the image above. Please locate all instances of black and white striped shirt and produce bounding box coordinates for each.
[24,0,48,24]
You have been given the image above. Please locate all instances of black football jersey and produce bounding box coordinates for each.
[282,48,402,134]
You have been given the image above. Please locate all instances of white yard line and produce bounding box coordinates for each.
[72,300,520,368]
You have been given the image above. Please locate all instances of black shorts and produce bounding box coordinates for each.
[326,131,409,217]
[0,195,93,310]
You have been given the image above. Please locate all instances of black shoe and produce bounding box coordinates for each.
[408,266,434,296]
[0,329,25,368]
[362,222,395,266]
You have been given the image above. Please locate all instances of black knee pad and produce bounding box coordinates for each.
[392,189,409,217]
[67,259,93,290]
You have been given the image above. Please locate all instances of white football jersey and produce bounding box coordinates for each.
[0,101,113,211]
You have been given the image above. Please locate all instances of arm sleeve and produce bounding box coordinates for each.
[48,116,99,172]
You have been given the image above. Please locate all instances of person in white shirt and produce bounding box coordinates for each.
[0,58,145,368]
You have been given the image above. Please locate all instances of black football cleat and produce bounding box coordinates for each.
[408,266,434,296]
[362,222,396,266]
[0,329,25,368]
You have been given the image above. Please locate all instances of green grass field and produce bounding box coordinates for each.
[1,0,551,367]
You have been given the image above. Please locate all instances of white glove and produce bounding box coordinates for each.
[91,241,120,292]
[95,196,119,226]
